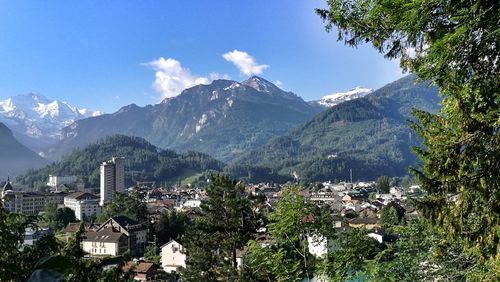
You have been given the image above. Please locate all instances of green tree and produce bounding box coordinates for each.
[375,176,390,193]
[0,206,62,281]
[317,0,499,258]
[182,174,258,281]
[246,186,333,281]
[144,244,160,265]
[319,228,381,281]
[246,240,303,282]
[380,206,400,228]
[153,209,190,246]
[98,192,148,222]
[41,204,76,230]
[401,175,412,190]
[380,201,406,228]
[56,207,76,229]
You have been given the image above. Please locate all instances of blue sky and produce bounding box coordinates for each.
[0,0,404,113]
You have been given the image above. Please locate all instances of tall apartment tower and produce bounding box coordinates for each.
[100,157,125,206]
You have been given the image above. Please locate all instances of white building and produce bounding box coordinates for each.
[1,181,66,215]
[100,157,125,206]
[47,175,77,188]
[181,199,201,209]
[64,192,101,220]
[160,240,186,273]
[82,229,128,256]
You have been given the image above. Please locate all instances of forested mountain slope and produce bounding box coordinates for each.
[18,135,223,188]
[231,75,441,182]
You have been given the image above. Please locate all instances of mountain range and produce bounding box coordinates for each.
[0,93,102,151]
[6,75,442,183]
[229,75,441,182]
[0,122,49,178]
[46,76,323,161]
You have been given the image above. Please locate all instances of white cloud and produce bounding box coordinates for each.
[209,72,231,81]
[223,50,269,76]
[143,57,212,99]
[275,80,283,87]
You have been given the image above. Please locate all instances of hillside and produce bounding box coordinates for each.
[17,135,224,188]
[231,75,441,182]
[46,77,322,162]
[0,122,49,178]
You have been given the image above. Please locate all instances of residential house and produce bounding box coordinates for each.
[160,240,186,273]
[82,228,128,256]
[95,216,149,256]
[122,261,157,281]
[348,217,379,229]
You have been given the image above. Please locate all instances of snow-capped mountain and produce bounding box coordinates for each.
[315,87,373,107]
[0,93,102,145]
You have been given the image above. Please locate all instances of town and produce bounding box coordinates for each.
[1,156,423,280]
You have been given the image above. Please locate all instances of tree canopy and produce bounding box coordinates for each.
[317,0,499,259]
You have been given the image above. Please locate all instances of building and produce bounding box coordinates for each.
[1,181,66,215]
[160,240,186,273]
[100,157,125,206]
[122,261,157,281]
[47,175,77,188]
[83,216,149,257]
[64,192,101,220]
[83,228,128,256]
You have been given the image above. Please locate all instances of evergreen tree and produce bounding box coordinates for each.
[246,186,334,281]
[182,174,257,281]
[98,192,148,222]
[317,0,499,259]
[154,209,190,246]
[375,176,390,194]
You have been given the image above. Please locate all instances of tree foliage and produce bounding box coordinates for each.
[182,174,258,281]
[17,135,224,188]
[375,175,390,193]
[153,209,190,246]
[317,0,499,259]
[235,76,441,183]
[41,204,76,231]
[98,191,148,222]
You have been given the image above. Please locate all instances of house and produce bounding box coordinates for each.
[82,228,128,256]
[358,206,378,218]
[160,240,186,273]
[82,216,148,257]
[181,199,201,209]
[122,261,157,281]
[64,192,101,220]
[331,215,344,229]
[367,228,384,243]
[95,216,149,256]
[348,217,379,229]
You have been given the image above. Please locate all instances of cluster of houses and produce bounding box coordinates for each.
[1,176,423,280]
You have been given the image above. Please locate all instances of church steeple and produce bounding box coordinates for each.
[2,177,13,195]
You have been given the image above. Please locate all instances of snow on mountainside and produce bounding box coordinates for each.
[0,93,102,141]
[315,87,373,107]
